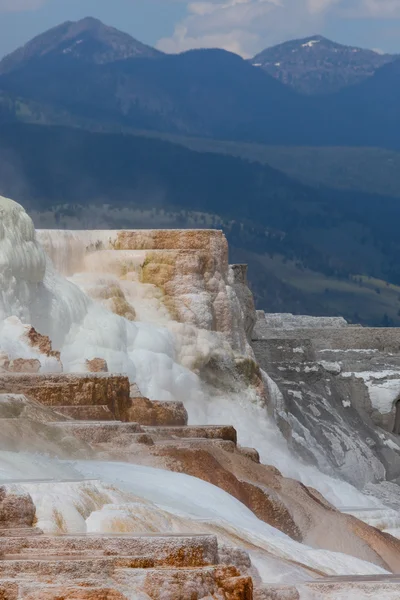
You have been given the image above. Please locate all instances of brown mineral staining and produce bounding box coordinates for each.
[150,445,302,541]
[0,583,18,600]
[8,359,41,373]
[114,229,228,252]
[141,565,252,600]
[26,326,60,360]
[52,507,68,534]
[86,359,109,373]
[126,397,188,426]
[215,566,254,600]
[0,356,42,374]
[109,296,136,321]
[127,230,249,348]
[22,590,128,600]
[0,485,35,529]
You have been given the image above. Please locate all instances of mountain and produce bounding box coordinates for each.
[251,35,397,94]
[319,57,400,148]
[1,22,400,148]
[0,17,161,75]
[0,47,317,143]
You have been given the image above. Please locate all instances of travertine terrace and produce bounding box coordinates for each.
[3,196,400,598]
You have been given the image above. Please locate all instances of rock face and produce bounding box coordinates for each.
[253,312,400,486]
[37,226,266,420]
[231,265,257,343]
[38,228,257,357]
[255,311,349,331]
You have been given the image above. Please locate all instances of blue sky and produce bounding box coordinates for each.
[1,0,400,59]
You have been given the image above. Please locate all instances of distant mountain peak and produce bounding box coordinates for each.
[252,35,397,94]
[0,17,162,75]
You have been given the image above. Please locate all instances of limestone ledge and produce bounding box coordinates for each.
[0,375,187,428]
[126,397,188,427]
[112,229,229,252]
[0,373,130,421]
[253,320,400,353]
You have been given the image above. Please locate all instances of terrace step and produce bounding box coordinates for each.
[52,421,144,443]
[154,438,237,452]
[0,555,154,581]
[126,397,188,426]
[54,405,115,421]
[0,373,130,420]
[255,585,300,599]
[143,425,237,444]
[115,565,253,599]
[0,528,42,538]
[5,582,128,600]
[1,534,219,567]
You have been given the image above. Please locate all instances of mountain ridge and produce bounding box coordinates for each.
[2,41,400,149]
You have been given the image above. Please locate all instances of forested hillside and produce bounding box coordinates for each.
[2,121,400,325]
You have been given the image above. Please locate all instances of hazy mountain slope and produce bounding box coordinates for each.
[2,121,400,325]
[223,145,400,198]
[0,47,316,143]
[134,132,400,199]
[252,35,397,94]
[324,58,400,148]
[0,17,161,75]
[1,41,400,149]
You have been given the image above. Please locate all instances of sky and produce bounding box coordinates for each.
[1,0,400,60]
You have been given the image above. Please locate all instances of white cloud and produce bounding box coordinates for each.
[157,0,331,57]
[157,0,400,57]
[307,0,342,14]
[344,0,400,17]
[0,0,48,12]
